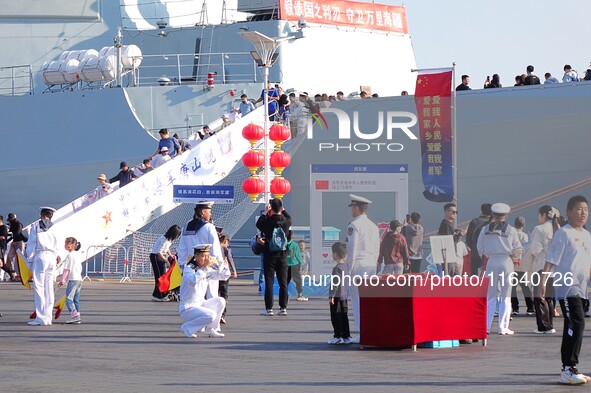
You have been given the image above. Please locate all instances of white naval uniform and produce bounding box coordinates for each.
[477,222,522,332]
[179,263,230,335]
[346,214,380,332]
[26,221,60,325]
[178,220,224,298]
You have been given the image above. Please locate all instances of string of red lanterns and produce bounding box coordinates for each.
[241,122,292,201]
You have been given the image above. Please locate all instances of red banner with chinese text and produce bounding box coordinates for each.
[279,0,408,34]
[414,69,453,202]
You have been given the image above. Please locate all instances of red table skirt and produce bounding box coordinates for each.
[360,274,488,347]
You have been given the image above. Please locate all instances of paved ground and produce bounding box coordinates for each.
[0,280,589,393]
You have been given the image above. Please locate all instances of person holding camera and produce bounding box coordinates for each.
[95,174,113,199]
[179,244,229,338]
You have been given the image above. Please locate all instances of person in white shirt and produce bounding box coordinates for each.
[150,146,171,168]
[527,206,560,334]
[544,73,560,84]
[562,64,579,83]
[26,207,60,326]
[150,225,181,301]
[58,237,83,324]
[477,202,522,335]
[541,195,591,385]
[453,230,469,276]
[179,244,230,338]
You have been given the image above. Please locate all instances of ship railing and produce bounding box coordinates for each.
[135,52,258,87]
[0,65,33,96]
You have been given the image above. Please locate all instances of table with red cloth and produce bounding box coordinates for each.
[359,273,488,348]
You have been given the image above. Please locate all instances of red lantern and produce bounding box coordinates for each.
[242,123,264,147]
[242,177,265,202]
[269,124,290,149]
[270,150,291,176]
[242,150,265,175]
[270,177,291,199]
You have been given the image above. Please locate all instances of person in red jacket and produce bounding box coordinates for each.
[377,220,409,275]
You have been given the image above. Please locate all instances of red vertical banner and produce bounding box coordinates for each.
[414,69,453,202]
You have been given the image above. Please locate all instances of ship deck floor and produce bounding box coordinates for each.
[0,280,586,392]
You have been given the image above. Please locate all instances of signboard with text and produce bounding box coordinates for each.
[173,185,234,204]
[279,0,408,34]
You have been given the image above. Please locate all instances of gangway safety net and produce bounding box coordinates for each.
[26,106,265,266]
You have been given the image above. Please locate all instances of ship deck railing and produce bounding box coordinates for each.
[133,51,260,87]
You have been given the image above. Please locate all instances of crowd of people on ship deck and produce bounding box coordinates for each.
[456,63,591,91]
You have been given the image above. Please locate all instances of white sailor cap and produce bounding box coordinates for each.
[161,146,169,152]
[491,203,510,215]
[39,206,57,213]
[193,244,212,253]
[195,201,215,210]
[348,194,372,207]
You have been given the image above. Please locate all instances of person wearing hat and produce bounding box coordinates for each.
[179,244,230,338]
[109,161,137,188]
[218,113,233,132]
[152,128,181,159]
[178,202,224,299]
[477,202,522,335]
[150,146,171,169]
[95,173,113,199]
[377,220,409,275]
[26,207,60,326]
[346,194,380,343]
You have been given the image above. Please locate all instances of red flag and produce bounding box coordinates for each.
[414,68,454,202]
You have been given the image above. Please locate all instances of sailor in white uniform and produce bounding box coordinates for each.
[345,194,380,343]
[26,207,60,326]
[477,202,522,335]
[178,202,224,299]
[179,244,230,338]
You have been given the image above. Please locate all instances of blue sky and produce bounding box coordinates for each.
[380,0,591,88]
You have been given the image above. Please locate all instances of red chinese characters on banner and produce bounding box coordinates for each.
[279,0,408,34]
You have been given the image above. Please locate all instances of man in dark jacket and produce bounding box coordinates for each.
[5,213,25,281]
[110,161,137,188]
[466,203,492,276]
[256,198,292,316]
[402,212,424,273]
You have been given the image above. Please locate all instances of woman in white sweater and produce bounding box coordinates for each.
[527,205,560,334]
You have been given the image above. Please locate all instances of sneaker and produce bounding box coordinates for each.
[573,368,591,383]
[498,329,515,335]
[527,310,535,315]
[277,308,288,316]
[327,337,342,345]
[260,309,274,316]
[205,328,225,338]
[65,316,81,324]
[560,367,588,385]
[220,316,226,324]
[297,295,309,302]
[533,329,546,334]
[512,310,519,315]
[27,320,42,326]
[180,325,196,338]
[341,338,352,345]
[546,328,557,334]
[349,335,360,344]
[152,296,169,302]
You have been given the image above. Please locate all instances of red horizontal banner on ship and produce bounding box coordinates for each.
[279,0,408,34]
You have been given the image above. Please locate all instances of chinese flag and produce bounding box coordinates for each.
[157,261,183,293]
[414,68,454,202]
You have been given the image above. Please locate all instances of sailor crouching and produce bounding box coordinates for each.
[179,244,230,338]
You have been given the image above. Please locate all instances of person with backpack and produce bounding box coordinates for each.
[377,220,409,275]
[256,198,292,316]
